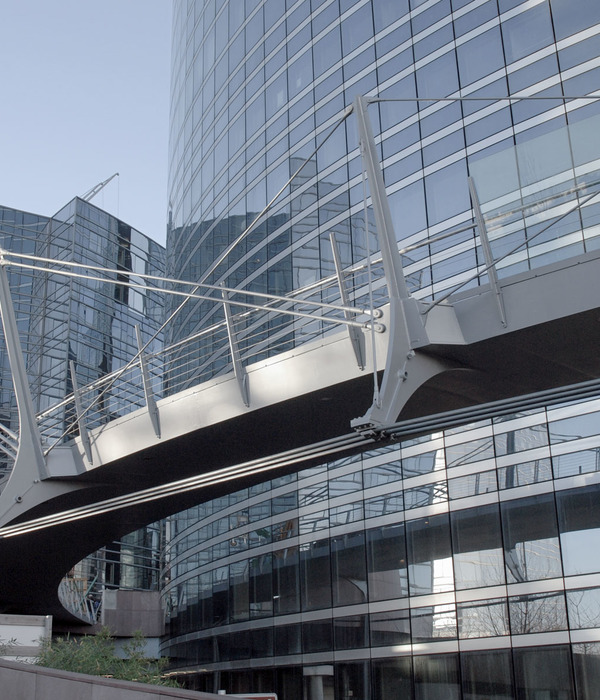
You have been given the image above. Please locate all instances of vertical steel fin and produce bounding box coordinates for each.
[69,360,93,465]
[469,176,507,327]
[330,232,365,369]
[0,256,47,479]
[221,285,250,407]
[136,325,161,439]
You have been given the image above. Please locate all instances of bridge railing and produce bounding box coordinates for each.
[22,101,600,455]
[34,268,382,451]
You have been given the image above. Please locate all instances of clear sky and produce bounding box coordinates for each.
[0,1,172,245]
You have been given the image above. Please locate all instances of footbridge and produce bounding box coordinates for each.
[1,97,600,621]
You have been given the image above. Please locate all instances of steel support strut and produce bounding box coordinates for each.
[350,96,458,433]
[330,232,366,369]
[136,325,161,438]
[0,254,85,528]
[0,256,47,479]
[69,361,93,465]
[221,285,250,407]
[468,176,507,328]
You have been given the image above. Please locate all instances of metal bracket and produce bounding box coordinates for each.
[469,176,507,328]
[330,232,365,369]
[136,325,161,439]
[221,285,250,407]
[69,360,93,465]
[351,96,456,433]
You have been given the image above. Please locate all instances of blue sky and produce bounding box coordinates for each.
[0,1,172,244]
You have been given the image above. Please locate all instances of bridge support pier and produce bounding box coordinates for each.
[351,97,464,434]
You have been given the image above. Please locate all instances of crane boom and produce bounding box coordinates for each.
[80,173,119,202]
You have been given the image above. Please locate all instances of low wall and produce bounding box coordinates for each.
[0,658,233,700]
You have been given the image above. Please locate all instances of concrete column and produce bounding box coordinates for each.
[304,665,333,700]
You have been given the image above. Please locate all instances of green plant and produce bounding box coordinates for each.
[0,638,16,657]
[36,627,179,687]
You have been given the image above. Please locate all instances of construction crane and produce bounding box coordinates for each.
[80,173,119,203]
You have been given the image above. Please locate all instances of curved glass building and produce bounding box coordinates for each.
[164,0,600,697]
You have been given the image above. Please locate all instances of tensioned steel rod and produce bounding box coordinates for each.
[0,251,377,318]
[424,186,600,313]
[6,260,379,332]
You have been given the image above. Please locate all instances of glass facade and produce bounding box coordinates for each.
[163,0,600,697]
[0,198,166,617]
[162,398,600,697]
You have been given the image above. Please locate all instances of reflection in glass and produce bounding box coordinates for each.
[333,614,369,650]
[364,461,402,488]
[366,524,408,601]
[508,592,568,635]
[370,609,410,647]
[445,437,494,468]
[365,492,404,518]
[553,449,600,479]
[331,532,367,607]
[501,495,562,582]
[549,411,600,443]
[403,450,444,478]
[451,505,505,590]
[448,470,497,499]
[573,642,600,699]
[557,486,600,576]
[411,604,457,642]
[567,587,600,630]
[498,458,552,489]
[494,425,548,455]
[404,481,448,510]
[458,598,509,638]
[300,540,332,611]
[406,515,454,596]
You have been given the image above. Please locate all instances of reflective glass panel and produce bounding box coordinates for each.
[366,524,408,601]
[572,642,600,700]
[461,649,514,700]
[451,505,505,589]
[557,486,600,576]
[501,495,562,582]
[372,657,413,700]
[567,587,600,630]
[498,458,552,489]
[411,604,457,642]
[406,514,454,596]
[331,532,367,606]
[333,614,369,650]
[494,425,548,455]
[370,609,410,647]
[300,540,332,610]
[512,646,575,700]
[458,598,509,639]
[509,591,568,635]
[549,411,600,443]
[413,653,460,700]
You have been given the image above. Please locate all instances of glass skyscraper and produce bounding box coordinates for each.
[0,198,166,618]
[160,0,600,697]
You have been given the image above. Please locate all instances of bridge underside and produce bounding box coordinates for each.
[3,303,600,622]
[2,250,600,621]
